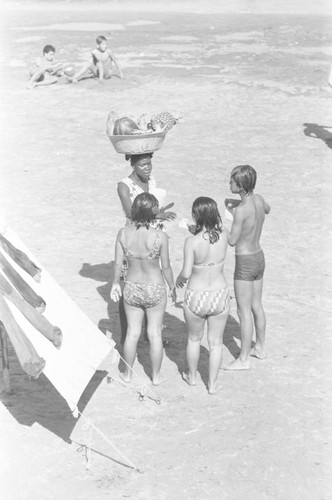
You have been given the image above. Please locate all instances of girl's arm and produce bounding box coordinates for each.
[176,237,194,288]
[159,232,176,303]
[110,229,125,302]
[117,182,132,218]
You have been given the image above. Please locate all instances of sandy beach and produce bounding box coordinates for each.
[0,1,331,499]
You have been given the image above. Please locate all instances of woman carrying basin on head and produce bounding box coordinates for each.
[111,192,176,385]
[117,152,176,344]
[176,197,230,394]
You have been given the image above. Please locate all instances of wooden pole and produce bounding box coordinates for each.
[0,321,11,393]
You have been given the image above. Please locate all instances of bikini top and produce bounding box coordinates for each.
[121,230,161,260]
[193,258,225,268]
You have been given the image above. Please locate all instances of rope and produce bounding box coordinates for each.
[109,350,161,405]
[78,411,141,473]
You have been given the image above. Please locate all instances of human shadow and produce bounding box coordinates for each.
[0,340,107,442]
[79,262,123,348]
[79,262,243,389]
[303,123,332,149]
[162,307,242,390]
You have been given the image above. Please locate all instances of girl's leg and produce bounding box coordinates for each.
[145,295,167,385]
[225,280,253,370]
[122,303,144,382]
[251,278,266,358]
[206,307,229,394]
[183,305,205,385]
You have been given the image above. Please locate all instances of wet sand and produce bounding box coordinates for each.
[0,1,331,499]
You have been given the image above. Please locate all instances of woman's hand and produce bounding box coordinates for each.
[176,274,188,289]
[169,287,176,305]
[110,283,122,302]
[159,202,176,221]
[158,210,176,221]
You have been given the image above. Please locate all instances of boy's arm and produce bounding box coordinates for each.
[264,200,271,215]
[28,59,46,84]
[108,49,124,79]
[91,50,104,80]
[228,206,244,247]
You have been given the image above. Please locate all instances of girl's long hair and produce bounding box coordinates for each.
[131,192,159,229]
[192,197,223,243]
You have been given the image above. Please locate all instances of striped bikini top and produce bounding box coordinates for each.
[193,258,225,268]
[121,230,161,260]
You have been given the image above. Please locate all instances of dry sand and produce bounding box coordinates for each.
[0,1,332,499]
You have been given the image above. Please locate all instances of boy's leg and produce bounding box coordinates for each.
[251,278,266,358]
[183,305,205,385]
[67,62,96,83]
[34,74,58,87]
[224,280,253,370]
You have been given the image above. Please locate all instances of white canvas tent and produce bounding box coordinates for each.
[0,226,117,416]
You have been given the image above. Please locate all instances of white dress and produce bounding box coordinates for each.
[119,176,166,225]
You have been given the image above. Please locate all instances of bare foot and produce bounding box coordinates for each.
[182,372,196,386]
[250,347,266,359]
[152,374,167,386]
[119,371,131,383]
[208,383,222,395]
[223,359,250,371]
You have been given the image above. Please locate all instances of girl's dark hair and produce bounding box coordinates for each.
[231,164,257,195]
[192,197,222,244]
[131,192,159,229]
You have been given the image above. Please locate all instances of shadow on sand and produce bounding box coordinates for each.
[303,122,332,149]
[1,262,243,439]
[0,346,107,443]
[79,261,242,390]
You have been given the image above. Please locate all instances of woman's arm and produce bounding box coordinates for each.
[117,182,132,218]
[176,237,194,288]
[110,229,125,302]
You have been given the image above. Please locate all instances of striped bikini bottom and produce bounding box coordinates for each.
[184,287,230,319]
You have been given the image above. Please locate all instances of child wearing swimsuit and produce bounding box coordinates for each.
[176,197,230,395]
[225,164,271,370]
[110,193,176,385]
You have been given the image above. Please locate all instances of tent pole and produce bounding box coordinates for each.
[0,321,11,393]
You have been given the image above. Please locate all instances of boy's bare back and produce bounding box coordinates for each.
[230,194,270,254]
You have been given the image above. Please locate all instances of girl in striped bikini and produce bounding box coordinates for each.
[176,197,230,394]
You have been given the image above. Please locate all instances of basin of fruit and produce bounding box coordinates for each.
[106,111,179,155]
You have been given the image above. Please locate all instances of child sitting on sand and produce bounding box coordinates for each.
[27,45,63,89]
[67,35,123,83]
